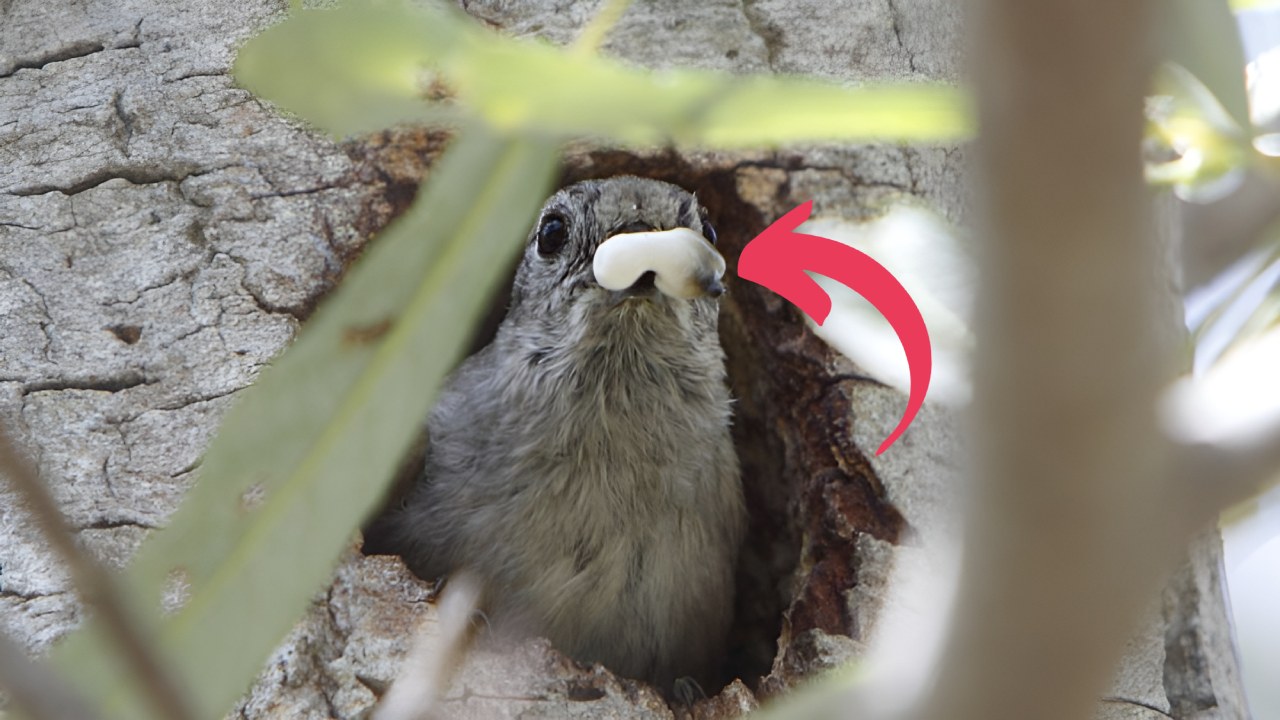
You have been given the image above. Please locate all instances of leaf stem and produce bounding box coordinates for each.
[572,0,632,56]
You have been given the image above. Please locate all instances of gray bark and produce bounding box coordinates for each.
[0,0,1247,718]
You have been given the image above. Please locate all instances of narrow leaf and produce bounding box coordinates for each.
[233,1,471,135]
[1164,0,1252,131]
[53,129,559,720]
[458,38,973,143]
[694,78,971,146]
[235,0,972,145]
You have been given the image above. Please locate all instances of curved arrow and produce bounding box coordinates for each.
[737,201,932,455]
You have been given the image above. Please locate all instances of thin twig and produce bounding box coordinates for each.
[0,425,195,720]
[0,628,102,720]
[372,572,482,720]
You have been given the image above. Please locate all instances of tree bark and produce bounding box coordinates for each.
[0,0,1247,718]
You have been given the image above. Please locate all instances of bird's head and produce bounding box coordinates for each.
[504,176,726,351]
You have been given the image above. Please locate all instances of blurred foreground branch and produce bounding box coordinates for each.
[0,629,100,720]
[764,0,1253,717]
[920,0,1182,718]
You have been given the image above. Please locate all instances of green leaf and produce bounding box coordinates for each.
[234,1,472,135]
[693,77,971,146]
[235,0,972,145]
[52,129,559,720]
[458,37,972,144]
[1163,0,1252,132]
[1145,63,1252,198]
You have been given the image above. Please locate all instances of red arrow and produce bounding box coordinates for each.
[737,201,932,455]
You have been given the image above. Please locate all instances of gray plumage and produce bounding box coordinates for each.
[378,176,746,693]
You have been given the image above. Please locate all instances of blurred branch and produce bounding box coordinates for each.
[757,2,1198,719]
[0,425,194,720]
[913,0,1180,719]
[0,629,101,720]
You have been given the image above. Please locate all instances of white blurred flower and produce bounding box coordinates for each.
[1164,324,1280,449]
[797,206,975,406]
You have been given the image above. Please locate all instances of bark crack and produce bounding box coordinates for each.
[12,277,58,362]
[148,386,242,414]
[112,90,135,155]
[731,157,914,195]
[0,588,70,603]
[78,517,160,531]
[886,0,919,74]
[908,151,922,195]
[8,164,218,197]
[169,69,227,81]
[0,40,105,77]
[248,183,344,200]
[94,385,242,426]
[101,455,117,499]
[740,0,781,71]
[1099,696,1175,719]
[223,253,307,321]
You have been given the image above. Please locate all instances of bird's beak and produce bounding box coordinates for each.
[592,227,727,300]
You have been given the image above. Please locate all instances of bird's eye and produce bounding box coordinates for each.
[537,214,568,255]
[700,216,718,246]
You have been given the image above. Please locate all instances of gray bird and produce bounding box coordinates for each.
[373,176,745,697]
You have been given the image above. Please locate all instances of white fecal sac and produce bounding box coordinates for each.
[592,227,727,299]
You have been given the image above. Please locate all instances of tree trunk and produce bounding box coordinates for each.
[0,0,1248,718]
